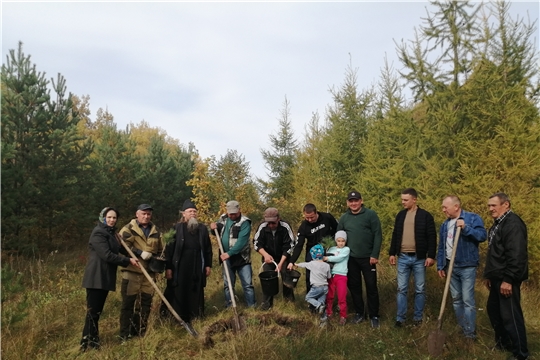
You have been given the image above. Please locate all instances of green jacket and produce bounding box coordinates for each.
[337,207,382,259]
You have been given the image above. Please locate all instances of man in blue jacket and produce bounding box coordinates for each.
[437,195,487,340]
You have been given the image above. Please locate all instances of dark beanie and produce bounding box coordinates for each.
[181,199,197,211]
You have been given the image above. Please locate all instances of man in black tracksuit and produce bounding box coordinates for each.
[484,193,529,360]
[288,203,338,292]
[253,207,296,310]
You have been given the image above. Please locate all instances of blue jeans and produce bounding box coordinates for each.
[396,253,426,322]
[223,262,256,307]
[449,266,477,338]
[305,285,328,308]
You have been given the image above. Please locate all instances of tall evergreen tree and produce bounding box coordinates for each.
[139,135,194,228]
[260,97,298,219]
[321,64,376,194]
[292,112,342,219]
[1,43,92,251]
[209,149,262,221]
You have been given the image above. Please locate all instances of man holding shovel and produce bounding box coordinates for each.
[437,195,486,340]
[210,200,256,308]
[118,204,164,341]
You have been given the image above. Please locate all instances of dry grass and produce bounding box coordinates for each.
[1,246,539,360]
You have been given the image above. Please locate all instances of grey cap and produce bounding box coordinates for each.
[226,200,240,214]
[137,204,153,211]
[264,207,279,222]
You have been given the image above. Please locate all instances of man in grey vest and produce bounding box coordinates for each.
[211,200,255,307]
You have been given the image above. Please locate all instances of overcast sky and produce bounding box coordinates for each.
[3,1,538,179]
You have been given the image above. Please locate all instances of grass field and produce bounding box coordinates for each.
[1,243,538,360]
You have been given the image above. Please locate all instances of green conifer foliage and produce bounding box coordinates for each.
[260,97,298,221]
[1,43,92,252]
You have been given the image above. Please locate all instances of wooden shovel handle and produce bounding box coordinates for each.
[213,228,241,330]
[436,226,462,329]
[116,233,198,337]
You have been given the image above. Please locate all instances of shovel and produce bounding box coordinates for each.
[214,228,242,332]
[428,226,461,357]
[117,234,198,337]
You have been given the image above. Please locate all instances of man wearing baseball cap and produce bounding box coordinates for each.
[118,203,163,340]
[210,200,255,307]
[253,207,297,310]
[337,191,383,328]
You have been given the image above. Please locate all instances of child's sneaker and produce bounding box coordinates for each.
[339,317,347,326]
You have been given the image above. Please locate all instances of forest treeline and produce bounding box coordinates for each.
[2,2,539,283]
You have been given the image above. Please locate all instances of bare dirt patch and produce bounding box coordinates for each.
[202,312,313,348]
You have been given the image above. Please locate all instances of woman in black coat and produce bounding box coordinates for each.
[80,207,138,351]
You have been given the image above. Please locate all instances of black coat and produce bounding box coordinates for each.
[165,222,213,287]
[291,212,338,263]
[484,211,528,283]
[253,220,296,261]
[389,207,437,260]
[82,223,130,291]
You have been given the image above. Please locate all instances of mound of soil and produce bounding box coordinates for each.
[202,312,312,348]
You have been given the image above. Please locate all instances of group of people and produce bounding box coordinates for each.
[80,200,212,351]
[389,190,529,360]
[79,190,529,360]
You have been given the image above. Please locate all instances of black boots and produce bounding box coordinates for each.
[79,335,100,352]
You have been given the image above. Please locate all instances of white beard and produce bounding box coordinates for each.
[187,217,199,234]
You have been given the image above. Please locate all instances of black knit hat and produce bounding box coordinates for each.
[181,199,197,211]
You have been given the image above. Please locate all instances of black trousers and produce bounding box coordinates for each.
[347,257,379,318]
[81,288,109,348]
[120,279,153,338]
[487,279,529,359]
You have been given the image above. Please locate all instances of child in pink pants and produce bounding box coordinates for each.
[324,230,350,325]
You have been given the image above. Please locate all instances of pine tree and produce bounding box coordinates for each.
[1,43,91,251]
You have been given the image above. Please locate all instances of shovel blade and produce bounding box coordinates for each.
[427,329,446,358]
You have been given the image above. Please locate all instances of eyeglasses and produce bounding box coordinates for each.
[267,221,277,225]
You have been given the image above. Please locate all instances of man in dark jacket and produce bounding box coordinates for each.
[484,193,529,360]
[163,200,212,325]
[337,191,383,328]
[437,195,486,340]
[389,188,436,327]
[253,207,296,310]
[288,203,338,292]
